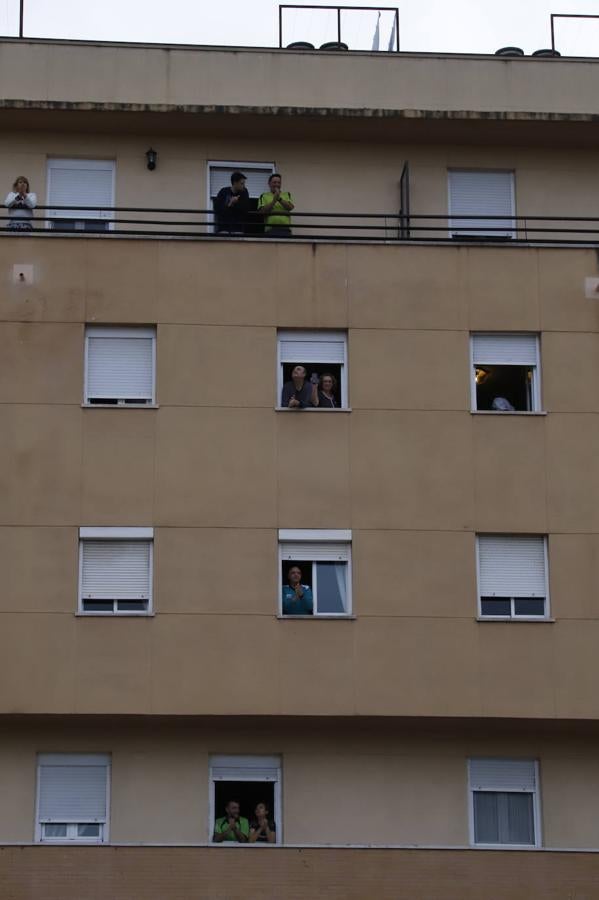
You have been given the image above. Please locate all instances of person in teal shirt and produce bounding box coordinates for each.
[213,799,250,842]
[282,565,313,615]
[258,173,294,236]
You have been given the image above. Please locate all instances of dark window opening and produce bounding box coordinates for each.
[480,597,545,618]
[475,365,533,411]
[117,599,148,612]
[82,600,114,613]
[213,780,275,836]
[281,363,342,407]
[473,791,534,845]
[282,559,313,617]
[87,398,151,405]
[281,559,348,615]
[51,219,110,233]
[513,598,545,617]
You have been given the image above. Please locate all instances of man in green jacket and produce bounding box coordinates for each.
[258,173,295,236]
[213,799,250,842]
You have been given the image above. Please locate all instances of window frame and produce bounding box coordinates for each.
[467,758,541,849]
[46,157,116,232]
[277,330,349,410]
[83,325,157,407]
[278,529,353,617]
[470,333,541,413]
[475,534,550,622]
[208,754,282,845]
[448,168,516,239]
[35,753,111,844]
[206,160,276,233]
[78,526,154,616]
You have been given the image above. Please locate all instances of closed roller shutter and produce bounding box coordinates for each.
[472,334,538,366]
[81,540,151,600]
[38,755,109,822]
[449,170,514,236]
[211,755,280,781]
[47,159,114,221]
[280,542,350,561]
[279,331,346,364]
[478,536,546,598]
[86,328,154,402]
[470,759,536,792]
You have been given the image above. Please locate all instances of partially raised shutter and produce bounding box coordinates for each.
[211,755,280,781]
[279,331,346,365]
[470,759,536,792]
[280,542,350,561]
[472,334,538,366]
[449,170,514,236]
[478,536,546,598]
[81,540,151,600]
[86,330,154,402]
[48,159,114,220]
[38,755,109,822]
[209,165,274,199]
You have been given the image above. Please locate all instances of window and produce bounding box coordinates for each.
[210,755,281,844]
[476,535,548,619]
[79,527,153,615]
[471,333,540,412]
[469,759,540,847]
[47,158,115,232]
[36,754,110,843]
[448,170,515,238]
[279,530,352,617]
[207,161,275,235]
[84,326,156,406]
[277,331,348,409]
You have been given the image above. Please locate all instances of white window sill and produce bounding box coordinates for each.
[476,616,554,623]
[471,410,546,416]
[472,843,540,851]
[82,403,159,409]
[76,612,155,618]
[275,407,351,413]
[277,614,356,620]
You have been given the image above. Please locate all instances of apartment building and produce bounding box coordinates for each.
[2,24,599,900]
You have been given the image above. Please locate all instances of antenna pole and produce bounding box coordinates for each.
[19,0,24,37]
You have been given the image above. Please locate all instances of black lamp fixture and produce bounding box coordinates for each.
[145,148,158,171]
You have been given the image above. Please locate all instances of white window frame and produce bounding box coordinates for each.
[467,759,541,849]
[35,753,111,844]
[209,754,282,845]
[470,333,541,412]
[278,529,352,617]
[206,160,275,232]
[475,535,550,621]
[83,326,157,407]
[448,169,516,239]
[46,158,116,231]
[277,330,349,409]
[78,527,154,616]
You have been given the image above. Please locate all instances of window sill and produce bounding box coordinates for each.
[82,403,159,409]
[277,614,356,620]
[275,407,351,413]
[471,410,546,416]
[476,616,554,623]
[76,612,155,618]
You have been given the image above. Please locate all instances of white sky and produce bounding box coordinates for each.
[1,0,599,55]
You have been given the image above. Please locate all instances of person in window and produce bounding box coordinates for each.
[213,799,250,843]
[281,365,318,409]
[213,171,250,236]
[258,173,294,237]
[4,176,36,231]
[249,802,276,844]
[282,565,313,615]
[316,372,338,408]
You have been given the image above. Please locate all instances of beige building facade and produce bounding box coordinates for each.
[2,33,599,899]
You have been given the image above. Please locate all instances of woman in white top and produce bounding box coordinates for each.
[5,176,36,231]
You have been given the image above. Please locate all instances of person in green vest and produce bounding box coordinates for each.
[258,173,294,237]
[213,799,250,843]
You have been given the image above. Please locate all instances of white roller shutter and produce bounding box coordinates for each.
[209,165,274,199]
[280,542,350,561]
[472,334,538,366]
[38,755,109,822]
[449,170,514,236]
[211,755,280,781]
[47,159,114,220]
[279,331,346,364]
[478,536,546,598]
[86,329,154,402]
[469,759,536,792]
[81,540,151,600]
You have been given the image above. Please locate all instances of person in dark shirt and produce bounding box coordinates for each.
[281,365,318,409]
[282,566,313,615]
[317,372,338,408]
[213,171,250,235]
[249,802,276,843]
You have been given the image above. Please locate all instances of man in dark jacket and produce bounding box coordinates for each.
[213,171,250,235]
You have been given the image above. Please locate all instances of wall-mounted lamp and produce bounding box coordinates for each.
[145,148,158,171]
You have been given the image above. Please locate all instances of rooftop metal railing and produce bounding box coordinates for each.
[2,206,599,245]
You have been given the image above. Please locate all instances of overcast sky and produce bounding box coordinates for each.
[2,0,599,55]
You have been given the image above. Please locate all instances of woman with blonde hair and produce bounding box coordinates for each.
[5,176,37,231]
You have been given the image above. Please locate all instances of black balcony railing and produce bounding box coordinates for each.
[2,206,599,245]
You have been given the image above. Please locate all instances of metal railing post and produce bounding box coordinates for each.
[19,0,24,38]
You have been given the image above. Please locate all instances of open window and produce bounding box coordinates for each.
[207,161,275,235]
[277,330,348,409]
[79,527,153,615]
[36,753,110,843]
[469,759,540,847]
[47,158,115,232]
[279,530,352,617]
[210,755,281,844]
[84,326,156,406]
[476,534,549,620]
[448,170,515,239]
[471,333,540,412]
